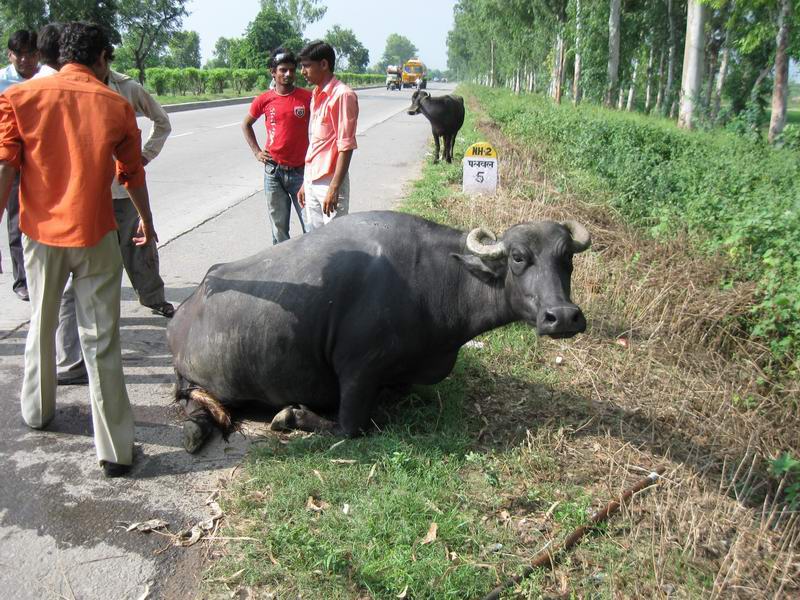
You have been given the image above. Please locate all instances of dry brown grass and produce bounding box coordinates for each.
[438,102,800,598]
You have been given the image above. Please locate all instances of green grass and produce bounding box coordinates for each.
[208,353,566,599]
[153,87,255,105]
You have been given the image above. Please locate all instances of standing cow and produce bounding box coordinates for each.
[407,90,465,164]
[167,211,591,452]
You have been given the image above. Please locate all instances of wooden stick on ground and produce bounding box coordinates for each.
[481,467,667,600]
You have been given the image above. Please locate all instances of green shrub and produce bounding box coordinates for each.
[470,85,800,367]
[205,68,229,94]
[184,67,205,95]
[336,72,384,87]
[144,67,169,96]
[166,68,190,95]
[231,68,259,94]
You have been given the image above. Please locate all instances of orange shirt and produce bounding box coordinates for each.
[0,63,146,247]
[305,76,358,181]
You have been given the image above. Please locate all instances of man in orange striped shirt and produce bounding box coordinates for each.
[0,23,156,477]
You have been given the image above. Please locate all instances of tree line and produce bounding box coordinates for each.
[0,1,436,87]
[447,0,797,143]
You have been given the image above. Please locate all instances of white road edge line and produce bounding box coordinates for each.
[215,122,240,129]
[170,132,195,138]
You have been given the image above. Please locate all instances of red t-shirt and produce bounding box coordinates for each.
[249,87,312,168]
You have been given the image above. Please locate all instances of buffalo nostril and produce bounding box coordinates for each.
[543,311,558,324]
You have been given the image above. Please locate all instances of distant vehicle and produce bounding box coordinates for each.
[385,65,402,91]
[402,58,427,89]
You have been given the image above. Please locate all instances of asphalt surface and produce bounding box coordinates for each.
[0,83,452,599]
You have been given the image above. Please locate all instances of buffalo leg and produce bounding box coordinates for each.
[182,394,217,453]
[337,378,377,437]
[443,134,453,163]
[270,405,338,434]
[432,134,440,163]
[181,387,233,453]
[447,134,457,163]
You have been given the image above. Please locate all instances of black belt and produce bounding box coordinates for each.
[266,160,303,172]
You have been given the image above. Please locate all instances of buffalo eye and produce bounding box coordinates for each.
[511,251,528,264]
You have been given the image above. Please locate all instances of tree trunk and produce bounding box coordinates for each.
[627,59,639,111]
[554,32,566,104]
[617,86,625,109]
[704,41,720,110]
[711,1,735,122]
[136,56,146,85]
[769,0,793,143]
[664,0,677,116]
[573,0,583,105]
[655,49,666,112]
[678,0,707,129]
[711,45,730,122]
[489,40,495,87]
[605,0,622,107]
[644,45,655,112]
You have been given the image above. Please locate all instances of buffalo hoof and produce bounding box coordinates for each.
[270,406,339,434]
[269,407,296,432]
[183,417,215,453]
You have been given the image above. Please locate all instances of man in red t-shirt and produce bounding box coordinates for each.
[242,48,312,244]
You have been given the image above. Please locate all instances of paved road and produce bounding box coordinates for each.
[0,83,452,599]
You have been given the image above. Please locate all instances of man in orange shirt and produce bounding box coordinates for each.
[297,41,359,231]
[0,23,156,477]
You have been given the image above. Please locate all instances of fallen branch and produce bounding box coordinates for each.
[480,467,666,600]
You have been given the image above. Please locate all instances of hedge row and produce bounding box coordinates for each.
[125,67,384,97]
[470,85,800,367]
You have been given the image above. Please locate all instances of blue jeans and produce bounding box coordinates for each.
[264,163,305,244]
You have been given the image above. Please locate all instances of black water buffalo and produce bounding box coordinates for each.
[407,90,465,164]
[167,211,590,452]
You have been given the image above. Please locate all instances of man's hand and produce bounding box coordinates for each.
[322,185,339,217]
[254,149,271,164]
[133,218,158,246]
[298,184,306,208]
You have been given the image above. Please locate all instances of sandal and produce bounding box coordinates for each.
[148,301,175,318]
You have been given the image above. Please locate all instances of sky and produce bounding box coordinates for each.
[183,0,456,70]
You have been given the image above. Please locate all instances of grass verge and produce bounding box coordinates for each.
[203,87,799,599]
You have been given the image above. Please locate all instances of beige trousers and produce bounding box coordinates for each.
[304,173,350,231]
[21,231,134,465]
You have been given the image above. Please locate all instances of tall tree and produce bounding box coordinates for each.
[260,0,326,36]
[678,0,706,128]
[165,30,200,68]
[380,33,418,69]
[768,0,793,143]
[233,5,303,70]
[208,36,236,68]
[118,0,188,83]
[573,0,584,104]
[605,0,622,107]
[324,25,369,72]
[663,0,678,116]
[0,0,120,44]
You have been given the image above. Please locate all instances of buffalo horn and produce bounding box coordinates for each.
[562,221,591,253]
[466,227,507,259]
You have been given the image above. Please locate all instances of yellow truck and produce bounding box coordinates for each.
[402,59,427,89]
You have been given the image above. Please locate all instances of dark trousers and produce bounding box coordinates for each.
[7,173,26,292]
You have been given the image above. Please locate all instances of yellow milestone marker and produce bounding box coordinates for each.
[463,142,498,195]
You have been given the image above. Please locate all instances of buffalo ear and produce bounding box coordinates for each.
[451,253,506,283]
